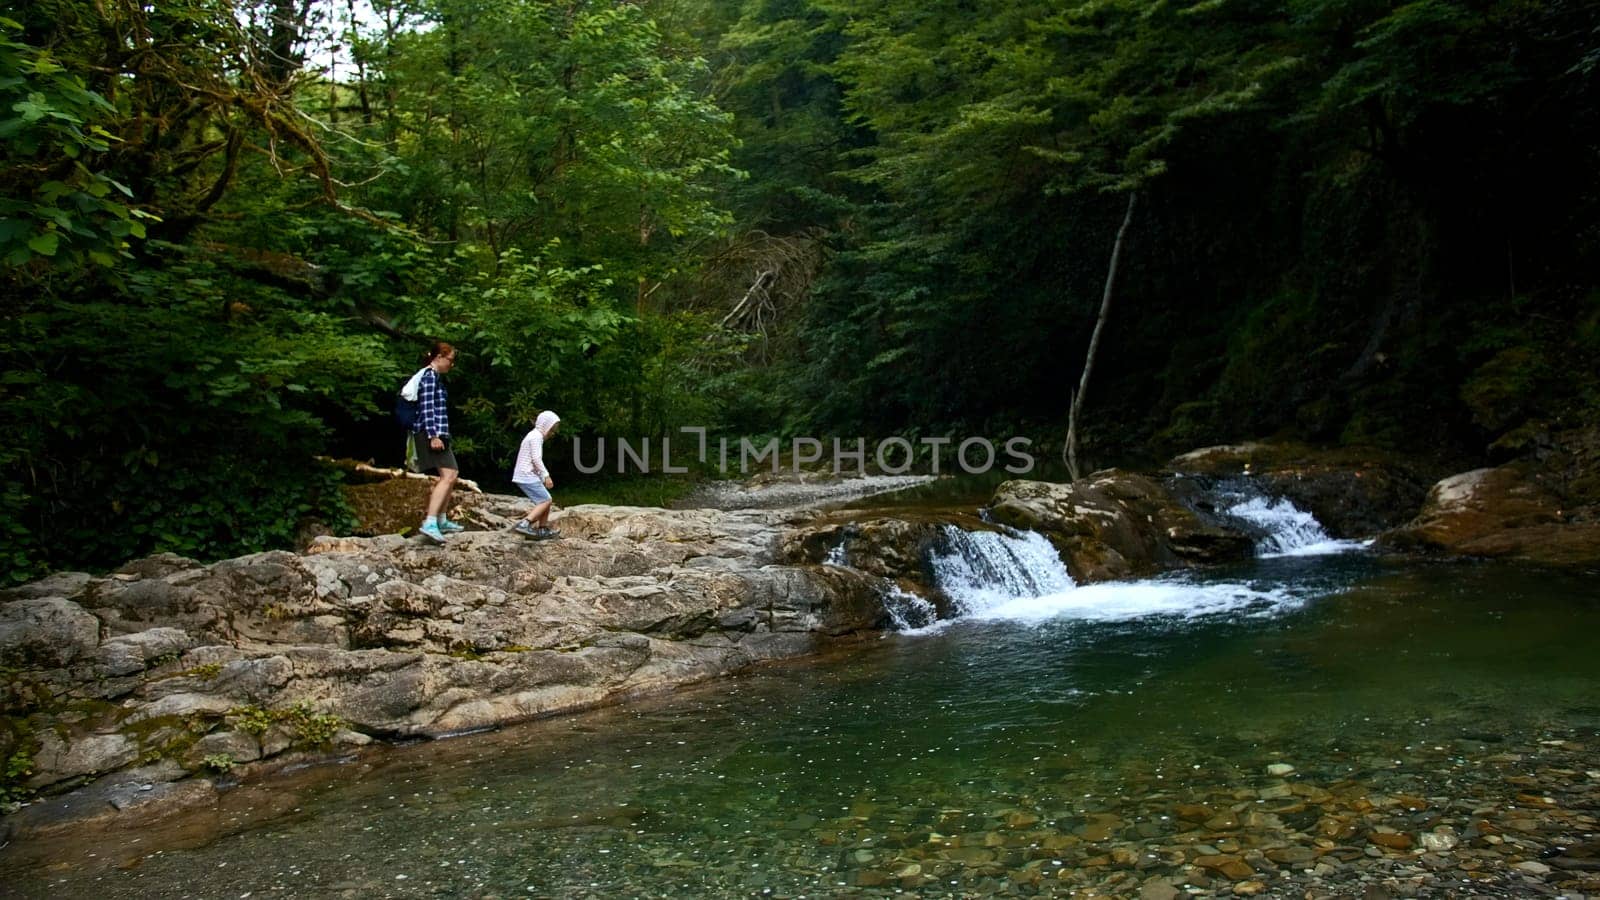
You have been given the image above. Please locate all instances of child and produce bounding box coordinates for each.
[511,411,561,539]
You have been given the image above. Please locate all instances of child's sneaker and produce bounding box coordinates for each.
[419,521,447,544]
[438,518,466,533]
[533,527,561,541]
[512,521,539,538]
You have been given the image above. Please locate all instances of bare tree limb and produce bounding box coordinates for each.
[1065,191,1137,481]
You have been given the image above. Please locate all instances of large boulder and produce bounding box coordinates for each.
[1167,442,1437,537]
[781,516,947,581]
[988,473,1254,582]
[1377,456,1600,566]
[1376,426,1600,565]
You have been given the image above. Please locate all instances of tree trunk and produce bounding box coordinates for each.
[1065,191,1137,481]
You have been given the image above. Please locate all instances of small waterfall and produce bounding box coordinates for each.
[824,539,849,568]
[881,585,938,631]
[1221,493,1365,557]
[928,526,1076,616]
[872,510,1334,632]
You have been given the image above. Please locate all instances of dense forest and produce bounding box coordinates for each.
[2,0,1596,579]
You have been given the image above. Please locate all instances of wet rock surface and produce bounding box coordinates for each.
[987,473,1256,581]
[1167,442,1439,538]
[1378,427,1600,566]
[0,496,886,834]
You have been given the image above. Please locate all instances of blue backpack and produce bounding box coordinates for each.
[395,373,422,430]
[395,392,419,430]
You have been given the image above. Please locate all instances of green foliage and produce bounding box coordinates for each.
[0,252,389,579]
[175,662,224,680]
[557,474,701,509]
[4,0,1598,587]
[1461,346,1548,432]
[0,719,38,806]
[727,0,1599,455]
[281,701,344,748]
[201,753,235,773]
[227,702,344,748]
[0,19,154,270]
[229,705,275,738]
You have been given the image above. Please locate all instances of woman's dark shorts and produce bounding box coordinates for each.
[412,434,459,473]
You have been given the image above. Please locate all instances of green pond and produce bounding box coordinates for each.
[5,553,1599,898]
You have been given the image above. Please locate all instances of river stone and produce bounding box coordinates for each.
[125,692,236,724]
[988,474,1253,582]
[1204,811,1241,831]
[1192,854,1255,880]
[1139,877,1180,900]
[0,571,93,602]
[946,847,996,865]
[1005,811,1040,829]
[1514,860,1552,875]
[185,731,261,767]
[105,777,216,814]
[1368,831,1414,851]
[28,732,140,789]
[1419,828,1459,852]
[1267,847,1317,865]
[95,627,196,676]
[0,597,101,668]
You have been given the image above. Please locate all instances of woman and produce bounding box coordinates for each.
[510,411,561,539]
[412,342,462,544]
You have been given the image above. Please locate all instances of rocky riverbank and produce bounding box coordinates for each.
[0,495,896,841]
[6,434,1598,849]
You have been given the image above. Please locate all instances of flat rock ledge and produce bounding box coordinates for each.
[0,498,887,841]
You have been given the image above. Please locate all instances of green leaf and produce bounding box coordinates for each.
[26,231,59,256]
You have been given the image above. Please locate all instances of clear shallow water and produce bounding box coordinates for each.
[7,556,1600,898]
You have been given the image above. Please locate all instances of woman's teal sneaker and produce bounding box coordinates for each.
[438,518,466,533]
[419,521,447,544]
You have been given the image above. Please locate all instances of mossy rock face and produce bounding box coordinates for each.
[1488,420,1554,463]
[1461,346,1546,432]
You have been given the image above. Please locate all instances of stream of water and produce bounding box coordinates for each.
[5,499,1599,898]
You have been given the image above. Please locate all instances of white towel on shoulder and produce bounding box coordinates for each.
[400,367,429,400]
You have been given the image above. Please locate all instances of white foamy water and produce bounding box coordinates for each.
[1225,495,1367,557]
[967,578,1302,624]
[924,525,1309,628]
[824,540,849,567]
[881,584,939,631]
[929,526,1076,616]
